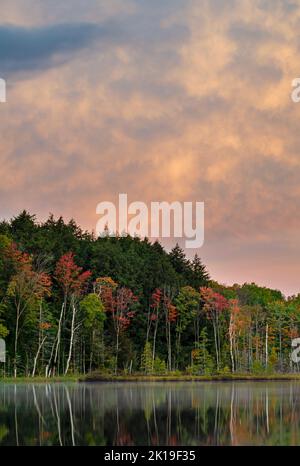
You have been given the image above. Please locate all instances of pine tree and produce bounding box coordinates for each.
[141,341,153,375]
[169,244,188,273]
[190,254,210,288]
[192,328,214,375]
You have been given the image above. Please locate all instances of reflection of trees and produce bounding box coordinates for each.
[1,382,300,445]
[51,384,63,446]
[14,384,19,446]
[65,385,76,446]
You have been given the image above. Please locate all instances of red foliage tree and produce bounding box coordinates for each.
[5,244,51,377]
[49,252,91,376]
[200,287,228,370]
[55,252,91,299]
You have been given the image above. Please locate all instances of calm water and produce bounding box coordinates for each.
[0,381,300,446]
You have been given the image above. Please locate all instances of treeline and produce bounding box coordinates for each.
[0,211,299,377]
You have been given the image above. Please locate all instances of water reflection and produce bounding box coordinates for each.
[0,381,300,445]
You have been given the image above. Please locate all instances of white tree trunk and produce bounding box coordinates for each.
[265,323,269,369]
[32,336,47,377]
[14,309,20,379]
[229,313,235,373]
[65,302,76,375]
[53,302,65,375]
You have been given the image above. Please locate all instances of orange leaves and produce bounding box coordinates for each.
[35,272,52,299]
[6,243,52,302]
[101,286,114,312]
[200,286,228,319]
[151,288,163,309]
[95,276,118,290]
[150,288,177,323]
[7,242,31,267]
[191,348,200,360]
[94,277,137,331]
[94,277,118,312]
[288,327,299,339]
[39,322,52,330]
[228,299,252,336]
[165,299,177,323]
[75,270,91,295]
[55,252,91,297]
[228,299,240,333]
[113,288,137,331]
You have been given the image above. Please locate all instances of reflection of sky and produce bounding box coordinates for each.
[1,0,300,295]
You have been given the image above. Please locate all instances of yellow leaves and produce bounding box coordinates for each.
[95,276,118,290]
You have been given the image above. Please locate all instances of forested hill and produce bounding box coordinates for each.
[0,210,297,378]
[0,210,210,296]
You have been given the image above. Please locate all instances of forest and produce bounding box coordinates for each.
[0,210,299,378]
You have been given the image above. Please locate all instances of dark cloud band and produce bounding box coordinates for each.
[0,23,104,73]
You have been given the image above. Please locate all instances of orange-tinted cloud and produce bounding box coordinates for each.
[1,0,300,295]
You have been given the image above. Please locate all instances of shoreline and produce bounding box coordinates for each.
[80,373,300,383]
[1,373,300,384]
[0,375,78,384]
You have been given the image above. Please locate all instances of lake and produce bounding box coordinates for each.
[0,381,300,446]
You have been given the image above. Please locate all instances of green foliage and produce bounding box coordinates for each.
[0,211,297,378]
[153,357,167,375]
[252,360,265,374]
[0,425,8,443]
[175,286,199,331]
[80,293,105,328]
[237,282,283,307]
[0,234,11,251]
[0,324,8,339]
[106,356,117,373]
[141,342,153,375]
[219,366,231,375]
[191,328,214,375]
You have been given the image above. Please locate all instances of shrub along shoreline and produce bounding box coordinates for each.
[1,373,300,383]
[0,375,78,383]
[81,372,300,383]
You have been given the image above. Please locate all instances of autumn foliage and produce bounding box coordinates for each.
[0,212,298,377]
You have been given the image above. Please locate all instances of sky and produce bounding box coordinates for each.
[0,0,300,296]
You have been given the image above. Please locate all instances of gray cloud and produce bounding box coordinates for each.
[229,22,273,45]
[0,8,189,76]
[0,22,112,73]
[1,0,300,295]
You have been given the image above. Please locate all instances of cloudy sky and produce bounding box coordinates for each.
[1,0,300,295]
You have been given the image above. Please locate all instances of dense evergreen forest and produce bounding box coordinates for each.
[0,210,299,378]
